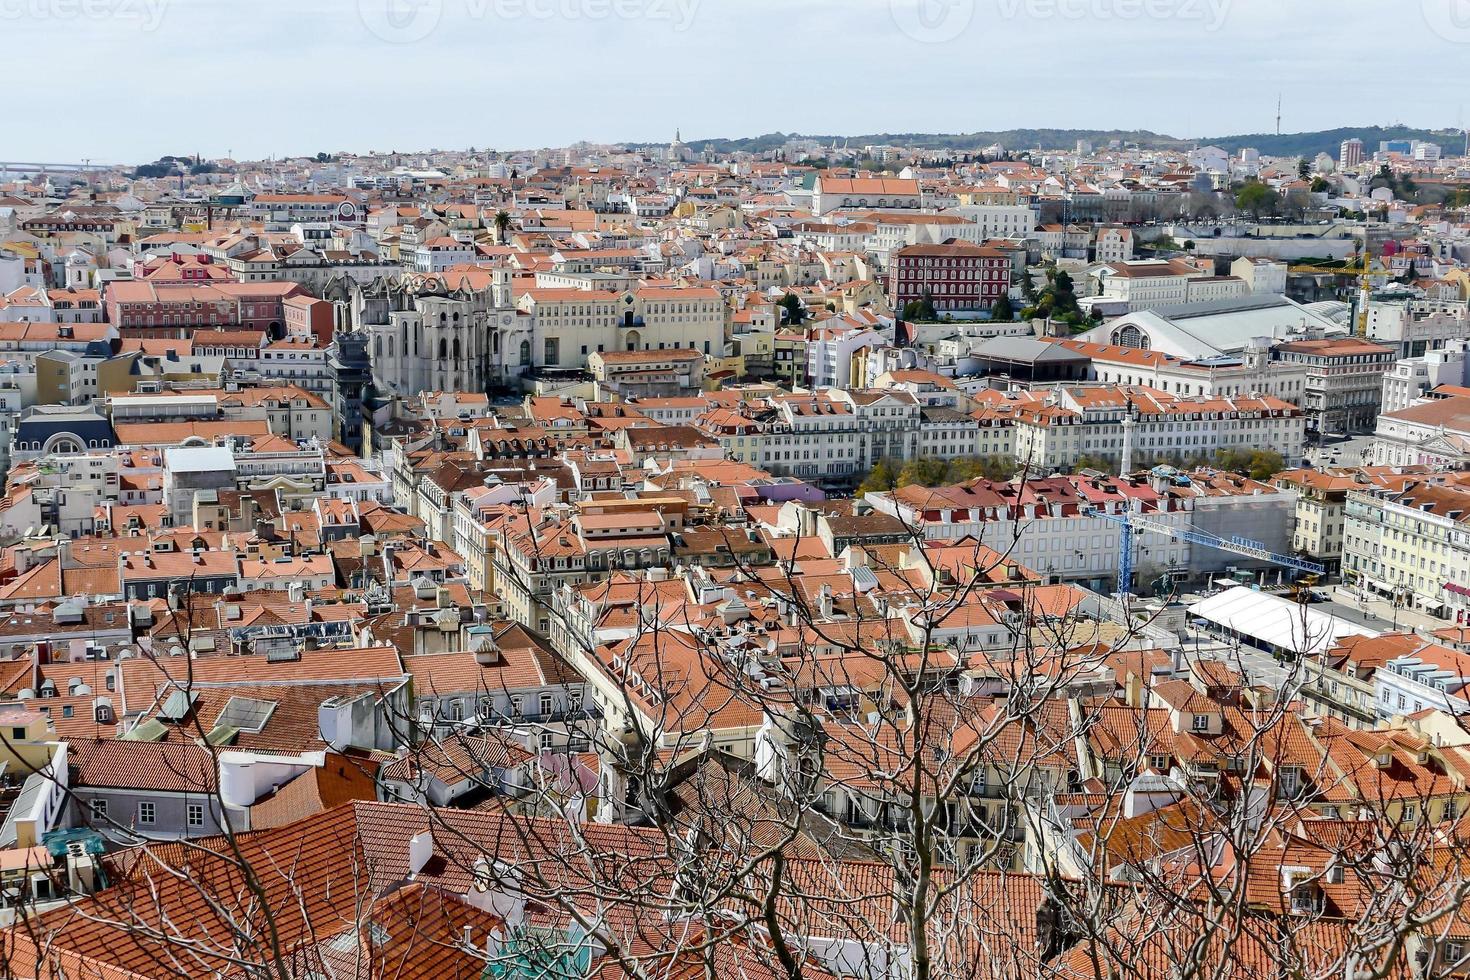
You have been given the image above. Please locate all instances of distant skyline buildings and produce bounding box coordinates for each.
[21,123,1468,175]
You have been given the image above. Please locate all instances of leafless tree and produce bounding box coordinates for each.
[3,473,1468,980]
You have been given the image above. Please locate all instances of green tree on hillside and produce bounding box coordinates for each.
[1069,455,1115,474]
[1236,180,1281,218]
[858,458,902,494]
[779,292,805,325]
[991,294,1014,322]
[1025,267,1084,326]
[901,289,938,322]
[897,458,951,488]
[858,455,1018,493]
[1213,448,1285,480]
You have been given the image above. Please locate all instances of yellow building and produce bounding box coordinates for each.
[97,350,227,397]
[1441,268,1470,301]
[0,707,58,776]
[0,707,66,849]
[705,350,745,387]
[831,279,892,317]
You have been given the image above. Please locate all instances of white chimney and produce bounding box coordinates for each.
[408,830,433,876]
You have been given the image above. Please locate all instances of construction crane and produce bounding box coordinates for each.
[1288,240,1381,338]
[1087,506,1326,597]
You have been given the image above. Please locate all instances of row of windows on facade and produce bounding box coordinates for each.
[523,547,665,572]
[422,690,580,721]
[13,438,108,452]
[90,798,208,827]
[372,336,713,364]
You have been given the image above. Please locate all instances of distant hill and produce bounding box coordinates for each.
[637,126,1464,161]
[1194,126,1465,160]
[631,130,1187,156]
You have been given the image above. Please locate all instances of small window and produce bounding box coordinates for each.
[1192,714,1208,732]
[187,804,205,828]
[539,693,554,716]
[138,802,155,825]
[89,799,108,820]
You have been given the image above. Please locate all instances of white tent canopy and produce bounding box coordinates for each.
[1189,587,1378,658]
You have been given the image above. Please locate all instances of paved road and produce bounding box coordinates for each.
[1302,433,1376,469]
[1328,585,1448,634]
[1317,596,1394,632]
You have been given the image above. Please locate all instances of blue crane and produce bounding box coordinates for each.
[1087,507,1326,596]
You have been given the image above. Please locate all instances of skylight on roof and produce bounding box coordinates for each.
[216,695,278,734]
[158,689,199,722]
[122,718,168,742]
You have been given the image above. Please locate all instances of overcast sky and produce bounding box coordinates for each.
[9,0,1470,163]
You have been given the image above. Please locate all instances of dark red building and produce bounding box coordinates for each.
[105,281,305,339]
[888,242,1011,313]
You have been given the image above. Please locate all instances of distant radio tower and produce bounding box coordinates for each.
[1276,94,1282,136]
